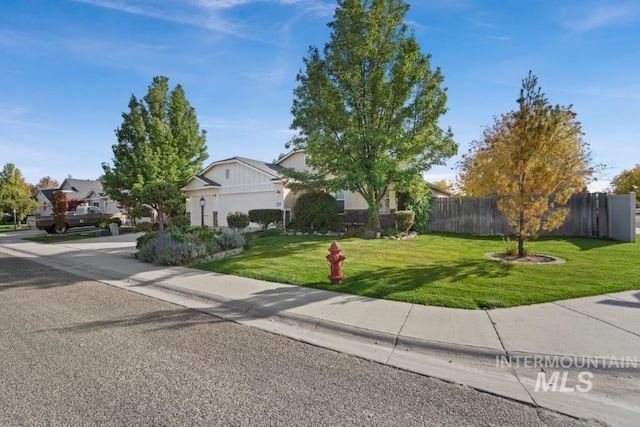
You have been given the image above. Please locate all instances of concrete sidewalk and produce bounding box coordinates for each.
[1,231,639,426]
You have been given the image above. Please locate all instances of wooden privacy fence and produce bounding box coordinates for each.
[427,193,609,238]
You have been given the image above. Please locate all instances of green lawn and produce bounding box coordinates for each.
[193,233,640,309]
[0,224,29,233]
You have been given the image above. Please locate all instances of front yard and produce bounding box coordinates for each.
[193,233,639,309]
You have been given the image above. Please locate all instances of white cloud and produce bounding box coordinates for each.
[562,2,639,31]
[73,0,334,39]
[0,105,46,128]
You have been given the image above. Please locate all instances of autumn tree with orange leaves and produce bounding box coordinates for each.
[458,72,594,257]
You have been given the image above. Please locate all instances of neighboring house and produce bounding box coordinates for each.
[31,178,123,216]
[427,182,452,198]
[183,151,399,228]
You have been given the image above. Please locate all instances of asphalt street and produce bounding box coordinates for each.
[0,252,603,426]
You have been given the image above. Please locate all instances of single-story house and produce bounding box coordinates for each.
[32,178,123,216]
[182,150,447,229]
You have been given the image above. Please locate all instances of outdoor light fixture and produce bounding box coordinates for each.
[200,197,205,227]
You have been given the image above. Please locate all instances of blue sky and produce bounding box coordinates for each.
[1,0,638,191]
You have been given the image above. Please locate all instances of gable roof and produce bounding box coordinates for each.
[60,178,103,200]
[427,182,452,197]
[196,175,221,187]
[275,149,304,165]
[190,156,283,184]
[234,156,282,178]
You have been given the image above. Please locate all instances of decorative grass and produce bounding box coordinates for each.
[193,233,640,309]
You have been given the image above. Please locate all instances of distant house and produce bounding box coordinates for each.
[427,182,452,198]
[32,178,123,216]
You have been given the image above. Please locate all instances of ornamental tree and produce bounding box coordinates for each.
[611,165,640,203]
[37,176,59,189]
[287,0,456,230]
[140,182,183,232]
[50,190,68,232]
[102,76,208,208]
[458,72,594,257]
[0,163,39,229]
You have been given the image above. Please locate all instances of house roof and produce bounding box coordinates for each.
[60,178,104,200]
[196,175,221,187]
[187,156,283,188]
[36,179,104,202]
[275,149,304,165]
[234,156,282,178]
[427,182,452,196]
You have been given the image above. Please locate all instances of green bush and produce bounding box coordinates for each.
[169,215,190,230]
[134,222,154,233]
[382,227,401,237]
[130,205,153,220]
[227,211,249,230]
[394,210,415,233]
[292,191,338,232]
[136,230,159,249]
[248,209,282,230]
[99,216,123,230]
[217,229,246,250]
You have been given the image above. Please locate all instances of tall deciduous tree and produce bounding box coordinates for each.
[458,72,593,257]
[0,163,39,229]
[287,0,456,230]
[610,165,640,203]
[102,76,208,209]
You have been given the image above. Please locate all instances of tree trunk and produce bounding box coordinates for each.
[518,211,525,258]
[518,235,525,258]
[366,196,381,231]
[157,207,165,232]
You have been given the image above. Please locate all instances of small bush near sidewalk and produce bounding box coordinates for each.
[193,233,640,309]
[135,226,244,266]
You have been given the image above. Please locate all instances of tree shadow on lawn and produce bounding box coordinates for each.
[537,235,628,252]
[324,258,515,307]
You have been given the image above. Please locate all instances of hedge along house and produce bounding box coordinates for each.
[183,150,405,229]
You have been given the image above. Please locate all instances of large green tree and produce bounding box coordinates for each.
[458,72,594,257]
[287,0,456,230]
[610,165,640,203]
[102,76,208,209]
[0,163,39,229]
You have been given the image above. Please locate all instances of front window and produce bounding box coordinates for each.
[333,191,345,214]
[379,191,390,214]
